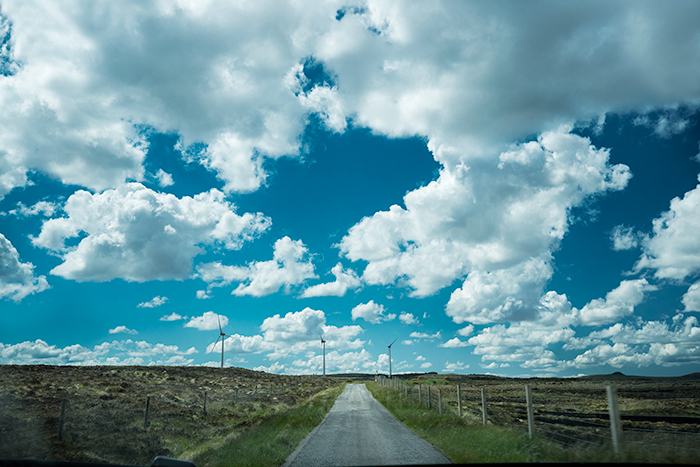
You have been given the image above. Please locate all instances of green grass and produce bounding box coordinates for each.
[191,384,345,467]
[367,383,699,464]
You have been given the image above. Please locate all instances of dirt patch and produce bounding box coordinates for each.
[0,365,339,465]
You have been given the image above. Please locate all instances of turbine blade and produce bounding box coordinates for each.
[218,314,222,333]
[389,338,397,347]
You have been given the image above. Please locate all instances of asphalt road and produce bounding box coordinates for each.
[283,383,452,467]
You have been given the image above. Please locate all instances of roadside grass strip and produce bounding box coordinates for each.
[192,383,346,467]
[367,382,700,464]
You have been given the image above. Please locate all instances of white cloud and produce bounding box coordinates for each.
[409,331,441,340]
[467,323,574,370]
[108,326,138,335]
[196,290,211,299]
[610,225,639,251]
[0,1,339,198]
[577,279,657,327]
[683,281,700,312]
[351,300,396,324]
[566,313,700,368]
[32,184,270,282]
[206,307,365,360]
[457,325,474,337]
[342,128,631,310]
[415,355,426,361]
[159,313,184,322]
[398,312,418,325]
[301,262,361,297]
[439,337,469,348]
[7,201,58,218]
[401,340,414,345]
[635,177,700,280]
[0,338,197,365]
[0,1,697,204]
[155,169,174,187]
[443,361,469,373]
[137,295,168,308]
[197,236,316,297]
[420,362,432,369]
[0,233,49,301]
[185,311,228,331]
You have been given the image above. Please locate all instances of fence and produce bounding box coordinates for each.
[0,366,337,464]
[375,375,700,457]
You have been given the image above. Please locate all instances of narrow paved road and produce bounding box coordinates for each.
[283,383,451,467]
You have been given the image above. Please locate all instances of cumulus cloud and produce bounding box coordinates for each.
[351,300,396,324]
[185,311,228,331]
[32,184,270,282]
[398,312,418,325]
[154,169,174,188]
[409,331,441,340]
[137,296,168,308]
[108,325,138,335]
[6,201,58,218]
[610,225,640,251]
[159,313,184,322]
[301,262,361,297]
[467,323,573,370]
[342,128,631,315]
[443,361,469,373]
[0,233,49,301]
[206,307,365,360]
[577,279,657,327]
[0,1,340,198]
[635,177,700,280]
[0,338,196,365]
[197,236,316,297]
[682,282,700,312]
[440,338,469,348]
[566,314,700,369]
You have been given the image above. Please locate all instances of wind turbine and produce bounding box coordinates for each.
[320,333,326,377]
[387,338,397,378]
[214,314,230,369]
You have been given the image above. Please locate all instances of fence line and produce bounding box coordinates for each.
[375,374,700,455]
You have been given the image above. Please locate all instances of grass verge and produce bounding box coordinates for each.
[191,383,345,467]
[367,382,699,464]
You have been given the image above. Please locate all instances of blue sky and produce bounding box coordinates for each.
[1,1,700,377]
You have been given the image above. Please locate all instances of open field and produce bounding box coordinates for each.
[0,365,342,465]
[371,372,700,463]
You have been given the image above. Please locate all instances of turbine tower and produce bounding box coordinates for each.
[320,333,326,377]
[214,314,230,368]
[387,338,397,378]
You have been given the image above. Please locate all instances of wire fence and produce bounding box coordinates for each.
[0,366,338,464]
[376,374,700,456]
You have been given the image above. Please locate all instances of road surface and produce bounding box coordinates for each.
[283,383,451,466]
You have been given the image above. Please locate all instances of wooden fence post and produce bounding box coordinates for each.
[269,384,272,397]
[457,385,462,417]
[438,388,442,415]
[481,388,487,425]
[57,397,66,440]
[254,385,258,398]
[418,385,422,405]
[428,386,431,409]
[607,385,622,456]
[235,388,239,405]
[203,391,207,416]
[144,396,150,428]
[525,385,534,437]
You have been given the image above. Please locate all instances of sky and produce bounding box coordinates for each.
[1,0,700,377]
